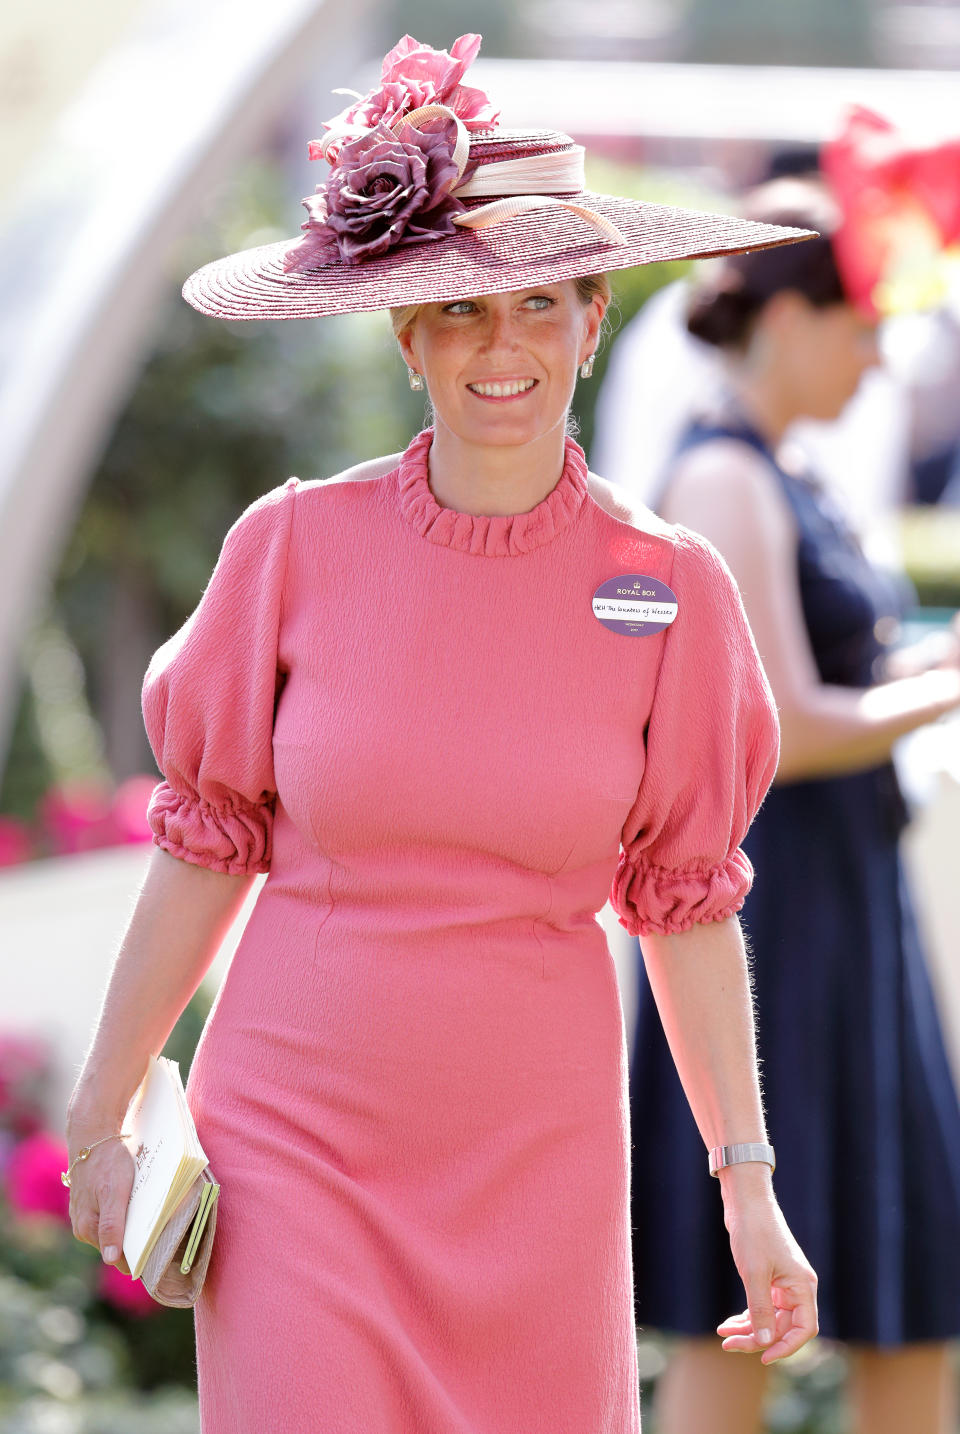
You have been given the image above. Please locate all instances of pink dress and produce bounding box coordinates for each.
[142,428,778,1433]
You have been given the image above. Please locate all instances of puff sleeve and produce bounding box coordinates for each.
[612,527,780,937]
[141,480,297,875]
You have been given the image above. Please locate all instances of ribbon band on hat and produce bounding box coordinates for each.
[392,103,628,248]
[453,195,627,245]
[455,146,586,198]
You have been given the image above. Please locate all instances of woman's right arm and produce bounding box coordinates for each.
[661,443,960,782]
[66,846,255,1267]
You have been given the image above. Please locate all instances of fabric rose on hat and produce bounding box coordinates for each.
[316,33,499,163]
[286,117,465,270]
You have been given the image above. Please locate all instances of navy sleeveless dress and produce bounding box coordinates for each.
[630,420,960,1344]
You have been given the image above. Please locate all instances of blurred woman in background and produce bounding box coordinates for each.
[627,179,960,1434]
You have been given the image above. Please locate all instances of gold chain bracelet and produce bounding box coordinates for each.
[61,1132,131,1188]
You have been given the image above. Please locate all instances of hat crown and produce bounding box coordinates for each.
[458,129,586,203]
[467,128,577,158]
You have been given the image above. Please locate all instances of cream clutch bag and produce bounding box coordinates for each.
[139,1166,220,1308]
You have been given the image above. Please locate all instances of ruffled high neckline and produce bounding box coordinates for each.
[396,428,589,556]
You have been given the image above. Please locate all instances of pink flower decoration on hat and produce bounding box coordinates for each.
[287,117,465,270]
[317,33,499,163]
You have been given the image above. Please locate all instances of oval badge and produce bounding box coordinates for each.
[592,574,679,636]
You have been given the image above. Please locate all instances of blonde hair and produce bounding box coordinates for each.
[389,273,613,341]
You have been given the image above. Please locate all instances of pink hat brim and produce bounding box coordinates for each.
[182,192,816,320]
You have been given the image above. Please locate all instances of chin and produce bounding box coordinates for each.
[456,409,564,449]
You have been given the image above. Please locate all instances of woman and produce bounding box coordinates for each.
[628,178,960,1434]
[64,36,817,1432]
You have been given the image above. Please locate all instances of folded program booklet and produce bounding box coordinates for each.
[122,1056,212,1281]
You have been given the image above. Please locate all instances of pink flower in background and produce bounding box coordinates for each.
[6,1131,70,1223]
[35,775,156,856]
[41,780,120,855]
[0,815,32,867]
[0,1033,51,1137]
[318,33,499,163]
[110,775,157,845]
[98,1261,157,1317]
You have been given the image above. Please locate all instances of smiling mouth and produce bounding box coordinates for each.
[466,378,538,399]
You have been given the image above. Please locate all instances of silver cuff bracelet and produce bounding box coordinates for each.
[708,1142,776,1177]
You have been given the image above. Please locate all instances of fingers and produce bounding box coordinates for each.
[67,1145,134,1266]
[98,1200,127,1265]
[716,1309,752,1336]
[718,1290,819,1363]
[758,1319,817,1365]
[744,1271,777,1353]
[71,1203,102,1251]
[718,1306,792,1355]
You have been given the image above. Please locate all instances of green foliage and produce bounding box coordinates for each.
[0,989,214,1427]
[160,986,212,1086]
[3,158,426,822]
[571,160,707,457]
[59,162,425,641]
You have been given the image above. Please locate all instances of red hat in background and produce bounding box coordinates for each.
[822,105,960,317]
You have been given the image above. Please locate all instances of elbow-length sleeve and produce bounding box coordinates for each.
[141,480,298,875]
[612,527,780,937]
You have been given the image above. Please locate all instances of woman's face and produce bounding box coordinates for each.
[760,294,881,422]
[397,281,605,449]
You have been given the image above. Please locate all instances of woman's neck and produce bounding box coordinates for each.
[426,419,569,517]
[724,369,799,449]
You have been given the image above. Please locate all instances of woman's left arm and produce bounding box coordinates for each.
[639,914,818,1363]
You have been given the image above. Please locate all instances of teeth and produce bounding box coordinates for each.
[469,379,536,397]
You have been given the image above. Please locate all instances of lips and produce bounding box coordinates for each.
[466,378,537,398]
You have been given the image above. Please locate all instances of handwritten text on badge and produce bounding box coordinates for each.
[592,575,679,636]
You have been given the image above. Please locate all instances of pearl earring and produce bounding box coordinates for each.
[580,355,595,379]
[408,369,424,392]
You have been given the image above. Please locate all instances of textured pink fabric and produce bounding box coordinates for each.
[611,524,781,936]
[141,430,778,1433]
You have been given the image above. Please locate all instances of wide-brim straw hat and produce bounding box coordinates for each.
[184,61,815,321]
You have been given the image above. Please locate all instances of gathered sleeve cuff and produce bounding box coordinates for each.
[612,528,780,937]
[145,784,273,875]
[612,848,755,938]
[141,479,298,875]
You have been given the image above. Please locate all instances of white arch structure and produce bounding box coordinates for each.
[0,0,378,770]
[1,32,958,772]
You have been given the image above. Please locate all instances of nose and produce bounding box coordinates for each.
[479,303,520,352]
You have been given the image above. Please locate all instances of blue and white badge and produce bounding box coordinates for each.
[592,575,679,636]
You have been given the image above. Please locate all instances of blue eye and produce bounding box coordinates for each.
[525,295,555,310]
[444,301,476,315]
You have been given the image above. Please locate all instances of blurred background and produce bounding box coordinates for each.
[1,1,959,1430]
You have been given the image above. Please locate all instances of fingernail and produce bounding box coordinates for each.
[758,1329,773,1345]
[103,1245,118,1263]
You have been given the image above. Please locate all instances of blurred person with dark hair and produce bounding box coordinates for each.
[625,178,960,1434]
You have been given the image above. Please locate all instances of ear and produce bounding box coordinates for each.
[579,292,606,365]
[396,323,419,371]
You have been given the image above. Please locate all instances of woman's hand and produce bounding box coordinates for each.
[718,1173,818,1364]
[65,1116,136,1274]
